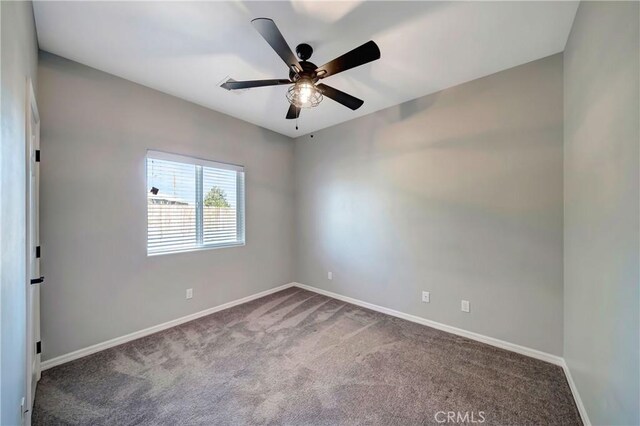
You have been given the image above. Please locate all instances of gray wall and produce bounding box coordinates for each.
[294,54,564,355]
[1,1,39,424]
[564,2,640,425]
[38,52,295,360]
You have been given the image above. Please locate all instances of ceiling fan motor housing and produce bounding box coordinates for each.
[289,60,319,83]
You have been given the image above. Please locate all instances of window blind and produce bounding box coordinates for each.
[146,151,245,255]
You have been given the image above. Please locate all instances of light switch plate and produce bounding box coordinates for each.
[422,291,430,303]
[186,288,193,299]
[461,300,470,313]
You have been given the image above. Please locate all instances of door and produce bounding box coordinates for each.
[25,78,41,422]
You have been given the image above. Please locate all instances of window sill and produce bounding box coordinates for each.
[147,241,245,257]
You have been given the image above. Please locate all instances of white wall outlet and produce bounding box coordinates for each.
[461,300,470,313]
[186,288,193,299]
[328,271,332,280]
[21,397,25,420]
[421,291,430,303]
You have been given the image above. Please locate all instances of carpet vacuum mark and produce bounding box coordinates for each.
[33,287,581,425]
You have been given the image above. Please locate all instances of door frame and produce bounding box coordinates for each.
[25,77,41,424]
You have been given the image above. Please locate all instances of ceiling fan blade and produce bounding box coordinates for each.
[251,18,302,73]
[317,83,364,110]
[315,41,380,79]
[221,79,291,90]
[286,104,301,120]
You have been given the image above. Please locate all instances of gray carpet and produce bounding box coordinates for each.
[33,287,581,425]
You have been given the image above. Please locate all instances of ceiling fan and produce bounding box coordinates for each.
[221,18,381,123]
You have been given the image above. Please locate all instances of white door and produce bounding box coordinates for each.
[25,79,41,423]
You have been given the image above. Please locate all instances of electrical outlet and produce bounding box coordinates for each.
[186,288,193,299]
[461,300,470,313]
[328,271,332,280]
[21,397,25,421]
[421,291,430,303]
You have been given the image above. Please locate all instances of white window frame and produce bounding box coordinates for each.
[146,150,245,256]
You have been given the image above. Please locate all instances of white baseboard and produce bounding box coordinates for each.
[41,282,296,370]
[292,283,563,365]
[41,280,588,426]
[560,359,592,425]
[293,282,593,424]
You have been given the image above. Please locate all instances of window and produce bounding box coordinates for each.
[146,150,245,255]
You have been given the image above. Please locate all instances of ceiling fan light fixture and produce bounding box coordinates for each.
[286,78,322,108]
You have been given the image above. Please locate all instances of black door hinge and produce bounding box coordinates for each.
[35,150,40,162]
[36,341,41,354]
[30,276,44,285]
[36,246,41,258]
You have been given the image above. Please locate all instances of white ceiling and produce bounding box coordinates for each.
[33,1,578,138]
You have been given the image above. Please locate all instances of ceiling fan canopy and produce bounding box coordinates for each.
[220,18,381,123]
